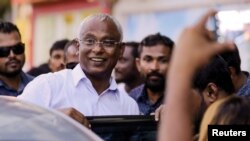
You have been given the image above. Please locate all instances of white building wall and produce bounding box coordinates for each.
[113,0,250,71]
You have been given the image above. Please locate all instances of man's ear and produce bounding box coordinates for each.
[205,83,219,104]
[135,58,141,72]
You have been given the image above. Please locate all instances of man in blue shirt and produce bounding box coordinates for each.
[129,33,174,115]
[0,21,33,96]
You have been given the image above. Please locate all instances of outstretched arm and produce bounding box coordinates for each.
[158,10,234,141]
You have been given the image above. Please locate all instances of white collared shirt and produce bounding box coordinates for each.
[18,64,139,116]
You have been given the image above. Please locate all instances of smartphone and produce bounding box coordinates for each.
[207,13,223,42]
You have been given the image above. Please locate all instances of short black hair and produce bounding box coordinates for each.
[193,55,235,94]
[220,44,241,74]
[50,39,69,56]
[0,20,21,38]
[124,41,140,58]
[138,32,174,57]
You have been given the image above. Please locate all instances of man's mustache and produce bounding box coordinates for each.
[146,72,163,79]
[6,58,21,65]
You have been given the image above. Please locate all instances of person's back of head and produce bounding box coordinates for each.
[49,39,69,72]
[193,55,235,96]
[192,55,235,134]
[220,44,241,75]
[209,96,250,124]
[198,96,250,141]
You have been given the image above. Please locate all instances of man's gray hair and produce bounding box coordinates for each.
[77,13,123,41]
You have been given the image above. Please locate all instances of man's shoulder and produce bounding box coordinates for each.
[19,72,34,89]
[21,69,74,97]
[27,63,51,77]
[117,87,139,111]
[22,71,34,81]
[31,69,72,83]
[237,74,250,97]
[129,84,145,99]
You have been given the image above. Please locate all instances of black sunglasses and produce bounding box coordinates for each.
[0,42,25,58]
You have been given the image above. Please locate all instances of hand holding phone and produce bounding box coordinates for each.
[207,13,222,42]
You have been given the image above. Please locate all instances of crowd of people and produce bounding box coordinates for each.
[1,10,250,141]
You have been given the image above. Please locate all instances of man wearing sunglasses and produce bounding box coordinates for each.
[0,21,33,96]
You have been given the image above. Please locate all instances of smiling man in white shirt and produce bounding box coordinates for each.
[18,13,139,121]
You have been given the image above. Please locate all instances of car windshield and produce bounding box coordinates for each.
[0,96,158,141]
[0,96,102,141]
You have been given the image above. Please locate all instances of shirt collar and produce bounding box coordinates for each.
[72,64,118,91]
[109,76,118,91]
[136,84,147,100]
[138,88,164,106]
[138,87,164,104]
[72,64,87,86]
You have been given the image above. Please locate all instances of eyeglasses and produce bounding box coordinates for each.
[79,38,120,48]
[0,42,25,58]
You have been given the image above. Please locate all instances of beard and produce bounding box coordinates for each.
[0,69,22,77]
[145,71,165,93]
[0,59,23,78]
